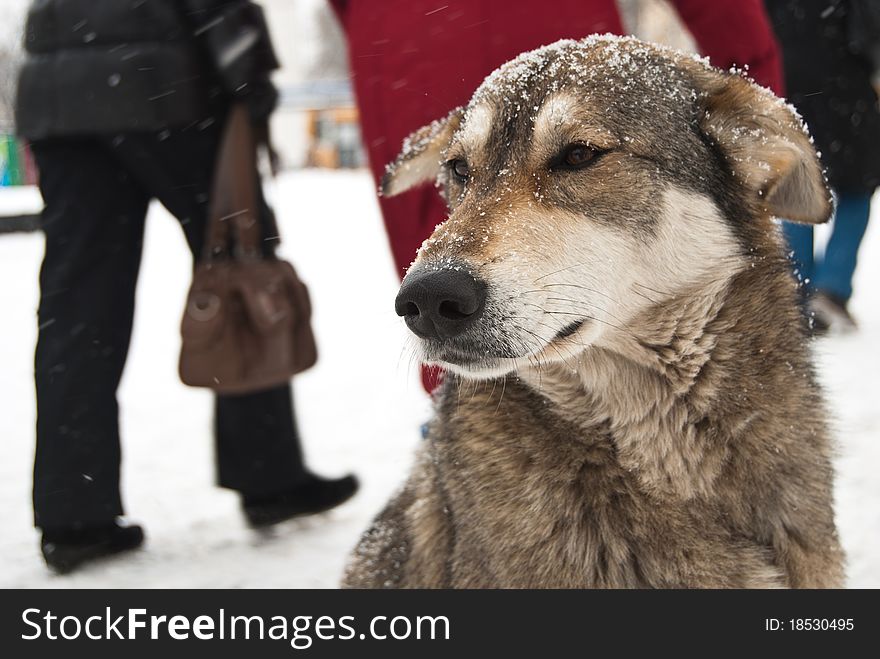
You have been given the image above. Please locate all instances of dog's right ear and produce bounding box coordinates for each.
[687,66,832,224]
[381,108,463,197]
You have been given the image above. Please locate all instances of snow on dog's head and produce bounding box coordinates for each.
[387,36,831,379]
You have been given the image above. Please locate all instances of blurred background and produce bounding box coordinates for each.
[0,0,877,588]
[0,0,705,183]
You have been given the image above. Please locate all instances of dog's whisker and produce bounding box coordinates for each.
[542,296,633,331]
[629,286,660,305]
[539,282,620,303]
[514,324,580,372]
[532,260,594,283]
[488,376,499,407]
[494,375,508,415]
[540,309,640,340]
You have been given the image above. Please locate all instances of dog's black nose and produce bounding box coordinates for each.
[395,267,486,339]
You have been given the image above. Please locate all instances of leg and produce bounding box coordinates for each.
[31,140,149,530]
[106,126,345,502]
[343,483,415,588]
[214,384,307,495]
[812,193,872,302]
[343,451,450,588]
[781,221,815,291]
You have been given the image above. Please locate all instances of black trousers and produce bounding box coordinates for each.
[32,123,307,530]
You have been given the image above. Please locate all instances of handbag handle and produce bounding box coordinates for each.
[203,104,264,262]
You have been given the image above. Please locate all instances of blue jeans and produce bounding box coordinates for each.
[783,193,872,302]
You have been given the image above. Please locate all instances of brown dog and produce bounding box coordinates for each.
[344,36,845,588]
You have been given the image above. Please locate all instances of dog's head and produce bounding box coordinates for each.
[387,36,831,379]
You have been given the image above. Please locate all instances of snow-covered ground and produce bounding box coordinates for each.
[0,171,877,588]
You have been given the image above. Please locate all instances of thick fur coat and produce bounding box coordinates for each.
[343,36,845,588]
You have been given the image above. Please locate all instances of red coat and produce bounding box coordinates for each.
[330,0,783,391]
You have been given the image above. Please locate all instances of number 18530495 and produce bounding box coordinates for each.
[765,618,854,631]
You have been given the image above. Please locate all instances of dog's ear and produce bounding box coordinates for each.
[691,69,832,224]
[381,108,463,197]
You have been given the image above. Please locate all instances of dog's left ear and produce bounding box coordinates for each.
[691,69,832,224]
[381,108,463,197]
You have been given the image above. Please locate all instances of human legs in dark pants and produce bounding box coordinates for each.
[32,140,149,571]
[108,126,356,518]
[31,127,355,572]
[783,193,872,332]
[33,140,147,530]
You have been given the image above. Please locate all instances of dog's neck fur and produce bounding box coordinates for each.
[518,253,799,501]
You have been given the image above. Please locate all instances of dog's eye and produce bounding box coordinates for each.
[553,143,599,170]
[448,158,470,182]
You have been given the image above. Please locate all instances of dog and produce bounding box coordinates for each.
[343,35,845,588]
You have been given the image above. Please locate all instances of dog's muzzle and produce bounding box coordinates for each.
[395,266,487,340]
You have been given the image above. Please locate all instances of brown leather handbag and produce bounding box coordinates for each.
[179,104,317,394]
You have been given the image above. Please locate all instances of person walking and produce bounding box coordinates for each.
[766,0,880,332]
[16,0,357,573]
[328,0,785,393]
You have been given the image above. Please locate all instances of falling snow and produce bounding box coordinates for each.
[0,169,877,588]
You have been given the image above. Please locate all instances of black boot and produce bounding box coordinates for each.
[242,474,358,528]
[41,520,145,574]
[811,291,857,334]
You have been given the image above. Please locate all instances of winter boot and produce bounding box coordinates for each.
[41,520,145,574]
[242,474,358,528]
[811,291,857,334]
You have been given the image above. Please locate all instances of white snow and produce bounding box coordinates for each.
[0,170,877,588]
[0,171,428,588]
[0,184,40,215]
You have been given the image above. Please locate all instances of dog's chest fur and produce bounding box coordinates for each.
[429,375,782,588]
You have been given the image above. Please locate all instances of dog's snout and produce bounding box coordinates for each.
[395,268,486,339]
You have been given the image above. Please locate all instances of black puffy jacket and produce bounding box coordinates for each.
[766,0,880,194]
[15,0,279,140]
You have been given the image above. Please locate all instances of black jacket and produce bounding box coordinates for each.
[15,0,279,140]
[766,0,880,194]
